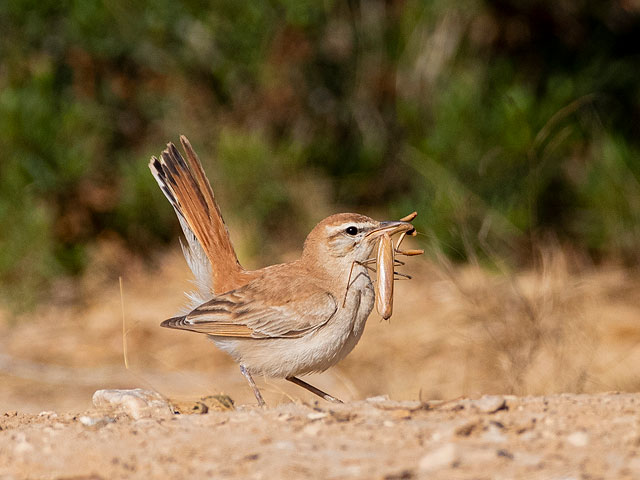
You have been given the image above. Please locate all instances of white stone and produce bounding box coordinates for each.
[366,395,390,403]
[78,415,113,426]
[419,443,458,472]
[78,415,96,426]
[472,395,506,413]
[515,451,543,467]
[482,424,507,443]
[306,412,328,420]
[38,411,57,418]
[92,388,172,419]
[566,431,589,447]
[14,434,33,455]
[302,423,322,436]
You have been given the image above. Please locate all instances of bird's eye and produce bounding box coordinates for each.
[345,226,358,236]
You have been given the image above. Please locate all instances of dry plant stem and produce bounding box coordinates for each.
[239,365,266,407]
[286,376,343,403]
[119,276,129,370]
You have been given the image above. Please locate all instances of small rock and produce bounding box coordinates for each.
[170,395,233,415]
[329,410,355,422]
[390,409,412,420]
[302,423,322,436]
[496,449,514,460]
[274,441,294,450]
[199,394,234,411]
[14,433,33,455]
[92,388,172,419]
[38,411,57,418]
[78,415,96,426]
[418,443,458,472]
[384,469,415,480]
[78,415,114,427]
[372,400,422,411]
[307,412,328,420]
[472,395,507,414]
[277,413,293,422]
[366,395,391,403]
[566,431,589,447]
[482,424,507,443]
[455,421,480,437]
[515,451,543,467]
[14,440,33,455]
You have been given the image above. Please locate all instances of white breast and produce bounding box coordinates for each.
[212,267,376,378]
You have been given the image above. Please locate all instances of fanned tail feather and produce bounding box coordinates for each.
[149,136,247,296]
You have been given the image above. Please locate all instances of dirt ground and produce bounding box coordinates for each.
[1,393,640,479]
[1,247,640,478]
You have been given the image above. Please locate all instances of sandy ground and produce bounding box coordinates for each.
[1,247,640,478]
[1,393,640,479]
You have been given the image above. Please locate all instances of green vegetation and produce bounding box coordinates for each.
[1,1,639,307]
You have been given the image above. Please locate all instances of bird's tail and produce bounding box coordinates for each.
[149,135,245,295]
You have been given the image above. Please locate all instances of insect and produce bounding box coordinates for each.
[375,212,423,319]
[343,212,423,319]
[375,232,395,319]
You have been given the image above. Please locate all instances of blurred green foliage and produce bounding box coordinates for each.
[1,0,639,307]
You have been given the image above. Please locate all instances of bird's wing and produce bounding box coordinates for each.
[161,281,338,339]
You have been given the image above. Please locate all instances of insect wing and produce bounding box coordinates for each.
[375,233,394,320]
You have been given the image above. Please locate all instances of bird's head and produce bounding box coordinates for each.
[301,213,415,274]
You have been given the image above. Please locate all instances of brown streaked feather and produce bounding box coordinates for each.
[149,136,249,293]
[160,267,339,339]
[161,316,254,337]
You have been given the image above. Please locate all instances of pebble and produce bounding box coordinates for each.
[472,395,507,414]
[78,415,114,427]
[92,388,173,420]
[366,395,390,403]
[418,443,458,472]
[482,424,507,443]
[515,451,543,467]
[566,431,589,447]
[13,433,33,455]
[302,423,322,436]
[306,412,328,420]
[38,411,57,418]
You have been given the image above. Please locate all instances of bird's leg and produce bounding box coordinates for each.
[239,364,266,407]
[286,376,343,404]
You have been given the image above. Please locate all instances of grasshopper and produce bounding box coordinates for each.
[344,212,423,319]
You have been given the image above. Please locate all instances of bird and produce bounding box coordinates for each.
[149,136,419,406]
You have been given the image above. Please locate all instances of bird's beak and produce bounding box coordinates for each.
[366,221,415,239]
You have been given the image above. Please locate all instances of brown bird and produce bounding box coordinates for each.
[149,136,418,406]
